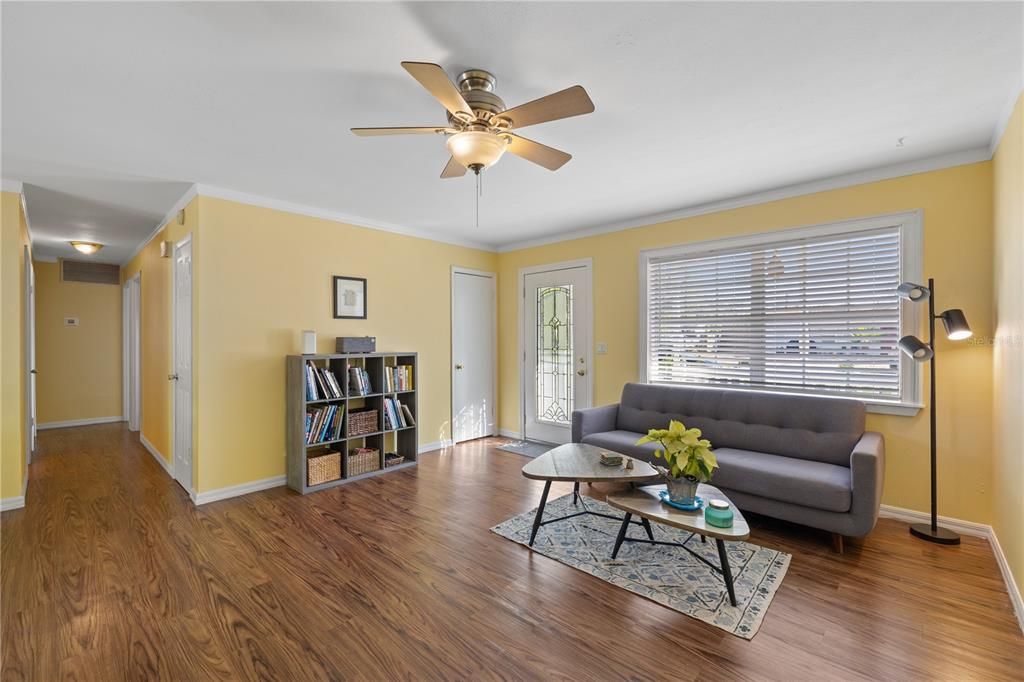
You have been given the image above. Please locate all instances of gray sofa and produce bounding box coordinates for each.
[573,383,885,545]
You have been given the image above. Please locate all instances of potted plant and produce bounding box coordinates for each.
[636,420,718,505]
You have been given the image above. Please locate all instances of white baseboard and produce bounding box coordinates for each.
[1,474,29,512]
[497,429,523,440]
[418,439,453,453]
[193,475,287,506]
[140,433,173,476]
[879,504,1023,633]
[37,416,124,430]
[878,504,990,538]
[989,524,1024,634]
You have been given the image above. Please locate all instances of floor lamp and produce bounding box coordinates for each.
[897,278,972,545]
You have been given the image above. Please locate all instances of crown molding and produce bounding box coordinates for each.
[1,179,23,194]
[194,184,496,252]
[989,80,1023,155]
[122,184,198,265]
[496,146,991,253]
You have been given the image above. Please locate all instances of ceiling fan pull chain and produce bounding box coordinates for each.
[475,172,480,228]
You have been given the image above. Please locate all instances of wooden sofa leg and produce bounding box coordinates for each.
[831,533,845,554]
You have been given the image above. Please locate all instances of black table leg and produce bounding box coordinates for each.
[641,517,655,541]
[572,481,580,505]
[528,480,552,547]
[716,539,737,607]
[611,513,632,559]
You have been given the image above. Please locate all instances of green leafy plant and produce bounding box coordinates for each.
[636,420,718,482]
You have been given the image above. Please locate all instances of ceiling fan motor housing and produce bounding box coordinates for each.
[449,69,506,125]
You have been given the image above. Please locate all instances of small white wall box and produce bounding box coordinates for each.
[302,330,317,354]
[64,317,80,326]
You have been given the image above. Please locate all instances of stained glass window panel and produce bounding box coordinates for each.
[536,285,574,424]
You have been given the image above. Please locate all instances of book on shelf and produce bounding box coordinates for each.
[382,397,409,430]
[347,365,373,395]
[384,365,414,392]
[305,403,345,444]
[400,403,416,427]
[305,362,343,400]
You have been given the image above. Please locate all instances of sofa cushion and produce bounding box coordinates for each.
[712,448,852,513]
[580,430,659,462]
[615,383,864,467]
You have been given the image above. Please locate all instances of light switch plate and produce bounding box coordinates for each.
[596,342,608,354]
[64,317,79,327]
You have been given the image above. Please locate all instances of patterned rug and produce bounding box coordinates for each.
[491,493,791,639]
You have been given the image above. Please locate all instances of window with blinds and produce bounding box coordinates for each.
[642,219,914,404]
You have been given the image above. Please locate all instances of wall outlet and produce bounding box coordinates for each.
[64,317,79,327]
[596,342,608,354]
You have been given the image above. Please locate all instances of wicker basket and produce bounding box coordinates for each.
[347,409,379,437]
[384,454,406,468]
[347,447,380,476]
[308,451,341,486]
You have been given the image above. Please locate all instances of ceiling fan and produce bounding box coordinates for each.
[352,62,595,178]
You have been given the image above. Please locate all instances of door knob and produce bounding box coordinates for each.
[577,369,586,376]
[168,374,179,381]
[455,364,464,370]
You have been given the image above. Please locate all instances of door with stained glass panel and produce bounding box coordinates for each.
[523,265,591,444]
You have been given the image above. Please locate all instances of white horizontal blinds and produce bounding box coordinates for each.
[647,226,903,400]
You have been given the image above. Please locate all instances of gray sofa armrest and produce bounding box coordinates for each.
[848,431,885,536]
[572,404,619,443]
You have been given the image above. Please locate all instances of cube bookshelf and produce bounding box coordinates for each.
[286,352,418,494]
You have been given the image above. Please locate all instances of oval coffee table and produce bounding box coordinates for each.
[606,484,750,606]
[521,443,661,547]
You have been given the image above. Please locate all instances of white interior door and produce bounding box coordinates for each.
[172,238,193,492]
[522,263,592,444]
[124,274,141,432]
[451,268,496,443]
[24,247,36,459]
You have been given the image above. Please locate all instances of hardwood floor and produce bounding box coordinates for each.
[2,423,1021,680]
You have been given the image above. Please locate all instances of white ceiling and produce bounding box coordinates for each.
[3,2,1022,258]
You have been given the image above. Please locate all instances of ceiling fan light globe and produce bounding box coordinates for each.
[446,131,507,170]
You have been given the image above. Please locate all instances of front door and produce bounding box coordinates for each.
[522,264,591,444]
[172,238,193,493]
[451,269,496,443]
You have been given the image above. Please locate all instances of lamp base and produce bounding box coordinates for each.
[909,523,961,545]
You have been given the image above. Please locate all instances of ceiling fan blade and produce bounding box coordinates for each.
[401,62,473,119]
[498,85,595,129]
[351,126,449,136]
[506,134,572,171]
[440,157,467,179]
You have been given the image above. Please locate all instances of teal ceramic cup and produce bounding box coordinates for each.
[704,498,734,528]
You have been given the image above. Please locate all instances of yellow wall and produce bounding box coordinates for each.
[498,162,995,524]
[34,261,122,424]
[121,200,198,470]
[992,92,1023,596]
[0,192,31,500]
[193,196,497,491]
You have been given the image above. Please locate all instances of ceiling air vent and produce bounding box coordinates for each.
[60,259,120,285]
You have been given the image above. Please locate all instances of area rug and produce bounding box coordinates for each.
[494,440,553,458]
[491,494,790,639]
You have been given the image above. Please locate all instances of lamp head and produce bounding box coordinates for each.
[896,282,931,302]
[939,309,972,340]
[898,335,934,362]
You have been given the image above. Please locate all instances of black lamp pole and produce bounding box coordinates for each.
[909,277,961,545]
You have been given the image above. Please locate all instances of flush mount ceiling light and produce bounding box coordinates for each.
[69,241,103,255]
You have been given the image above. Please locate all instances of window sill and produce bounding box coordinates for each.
[866,401,923,417]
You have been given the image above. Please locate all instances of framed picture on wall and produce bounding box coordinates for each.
[333,276,367,319]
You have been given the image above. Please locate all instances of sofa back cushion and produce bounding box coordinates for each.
[616,383,864,467]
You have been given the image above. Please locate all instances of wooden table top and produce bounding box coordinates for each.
[521,443,660,483]
[606,483,750,541]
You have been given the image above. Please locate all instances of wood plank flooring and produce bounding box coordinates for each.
[2,423,1022,680]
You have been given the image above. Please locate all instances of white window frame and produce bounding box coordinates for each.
[638,210,924,416]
